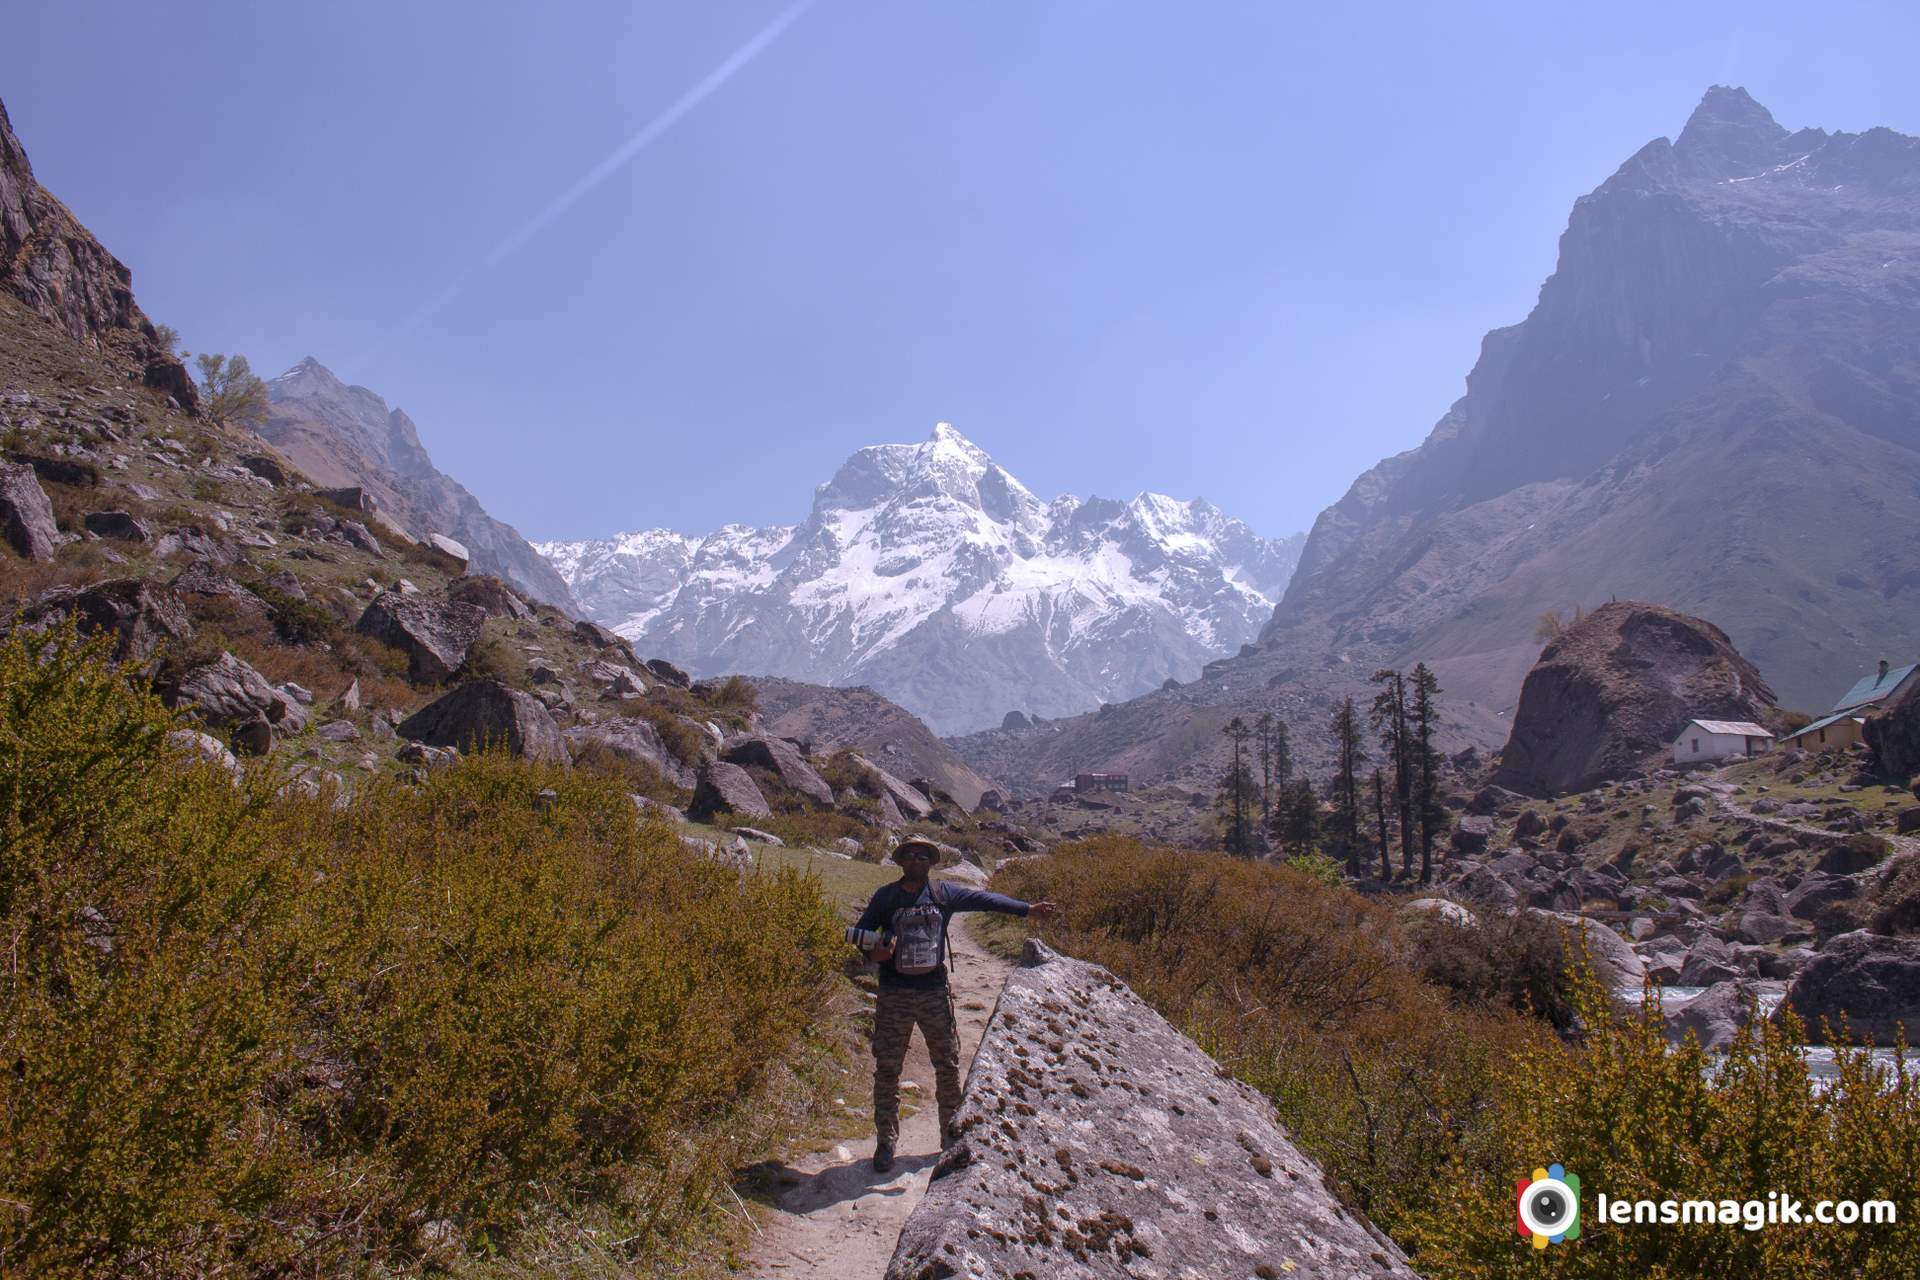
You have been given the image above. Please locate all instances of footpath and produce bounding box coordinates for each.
[742,915,1016,1278]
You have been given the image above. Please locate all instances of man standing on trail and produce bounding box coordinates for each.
[852,838,1055,1174]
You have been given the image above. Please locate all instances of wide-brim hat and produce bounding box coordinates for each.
[891,837,942,865]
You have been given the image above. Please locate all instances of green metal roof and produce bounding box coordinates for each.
[1831,662,1918,713]
[1783,709,1867,741]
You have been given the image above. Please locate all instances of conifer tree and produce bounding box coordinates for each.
[1409,662,1445,883]
[1219,716,1257,855]
[1372,766,1392,880]
[1269,776,1319,856]
[1370,668,1414,879]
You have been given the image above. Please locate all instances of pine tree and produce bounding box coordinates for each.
[1269,776,1319,856]
[1219,716,1258,855]
[1409,662,1445,883]
[1329,697,1367,878]
[1371,668,1414,880]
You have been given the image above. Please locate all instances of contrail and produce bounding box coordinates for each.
[357,0,817,365]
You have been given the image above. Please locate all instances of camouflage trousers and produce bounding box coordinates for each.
[871,984,962,1148]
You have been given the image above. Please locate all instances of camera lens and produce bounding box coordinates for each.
[1528,1186,1567,1228]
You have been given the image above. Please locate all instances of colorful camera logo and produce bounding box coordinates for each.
[1516,1163,1581,1248]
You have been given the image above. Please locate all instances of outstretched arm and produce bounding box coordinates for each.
[941,886,1057,918]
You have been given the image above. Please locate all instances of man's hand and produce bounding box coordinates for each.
[1026,900,1058,919]
[871,938,895,962]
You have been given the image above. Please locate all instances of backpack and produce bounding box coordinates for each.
[889,881,949,976]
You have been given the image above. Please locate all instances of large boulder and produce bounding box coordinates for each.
[355,590,485,682]
[1786,931,1920,1045]
[1666,979,1767,1051]
[563,718,696,788]
[15,578,191,662]
[0,460,59,560]
[686,761,771,822]
[886,941,1417,1280]
[447,575,530,620]
[1537,911,1647,990]
[722,735,835,808]
[849,753,934,820]
[1492,602,1780,796]
[397,680,568,765]
[163,650,307,736]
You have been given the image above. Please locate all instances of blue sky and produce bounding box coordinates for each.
[7,2,1918,542]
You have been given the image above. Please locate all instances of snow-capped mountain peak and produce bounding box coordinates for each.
[539,425,1304,734]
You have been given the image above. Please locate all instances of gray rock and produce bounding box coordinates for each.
[563,718,696,789]
[448,575,531,620]
[1405,897,1476,927]
[164,651,308,735]
[1679,936,1751,986]
[396,741,459,769]
[280,682,314,705]
[338,520,382,556]
[355,590,486,682]
[686,761,772,822]
[238,454,289,485]
[426,532,469,566]
[1787,931,1920,1045]
[722,735,835,808]
[165,728,242,782]
[852,754,935,821]
[585,659,647,697]
[83,510,153,542]
[315,486,376,513]
[643,657,692,688]
[0,461,59,560]
[575,619,627,651]
[316,719,359,742]
[1666,979,1765,1051]
[1537,911,1646,989]
[170,559,261,609]
[886,941,1416,1280]
[14,578,191,663]
[731,826,785,846]
[1455,865,1520,910]
[231,719,274,757]
[397,680,569,765]
[1452,814,1495,854]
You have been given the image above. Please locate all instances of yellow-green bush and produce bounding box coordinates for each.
[994,837,1920,1277]
[0,627,841,1276]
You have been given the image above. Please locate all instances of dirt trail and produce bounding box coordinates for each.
[743,915,1016,1278]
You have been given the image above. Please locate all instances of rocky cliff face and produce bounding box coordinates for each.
[954,87,1920,793]
[1491,602,1781,795]
[0,97,194,410]
[747,675,995,809]
[886,940,1417,1279]
[257,358,576,609]
[541,424,1303,735]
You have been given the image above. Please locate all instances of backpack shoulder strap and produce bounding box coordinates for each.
[933,879,958,973]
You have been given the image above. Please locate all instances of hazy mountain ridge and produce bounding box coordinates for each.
[953,86,1920,792]
[258,358,577,609]
[540,424,1305,735]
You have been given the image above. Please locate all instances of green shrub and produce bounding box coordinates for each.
[1286,851,1344,886]
[994,836,1920,1277]
[0,625,841,1274]
[616,696,708,766]
[460,627,527,687]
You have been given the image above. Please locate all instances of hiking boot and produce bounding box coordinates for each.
[872,1143,895,1174]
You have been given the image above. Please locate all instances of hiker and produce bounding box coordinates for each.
[852,838,1055,1173]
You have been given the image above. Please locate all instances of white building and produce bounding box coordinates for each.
[1672,719,1774,765]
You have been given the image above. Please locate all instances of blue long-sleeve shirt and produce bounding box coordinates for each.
[855,878,1031,989]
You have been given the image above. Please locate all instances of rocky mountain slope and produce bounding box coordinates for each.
[0,98,195,410]
[257,358,576,610]
[541,424,1303,735]
[954,87,1920,793]
[748,675,996,809]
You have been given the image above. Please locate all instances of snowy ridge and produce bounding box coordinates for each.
[538,424,1304,734]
